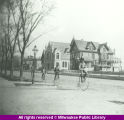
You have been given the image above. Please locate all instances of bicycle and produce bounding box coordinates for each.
[78,72,89,91]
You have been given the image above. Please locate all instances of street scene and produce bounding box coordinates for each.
[0,0,124,116]
[0,72,124,115]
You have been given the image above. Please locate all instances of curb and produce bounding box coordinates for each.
[47,72,124,81]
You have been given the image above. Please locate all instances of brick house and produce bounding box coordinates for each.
[70,38,114,70]
[41,41,70,70]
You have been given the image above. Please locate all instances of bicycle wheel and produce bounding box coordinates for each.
[80,80,89,91]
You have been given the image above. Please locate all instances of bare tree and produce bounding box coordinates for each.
[4,2,11,76]
[0,0,54,80]
[17,0,54,80]
[8,1,22,78]
[0,0,22,78]
[0,37,5,73]
[0,3,7,74]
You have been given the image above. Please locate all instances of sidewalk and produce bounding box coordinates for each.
[0,76,55,89]
[0,77,15,87]
[0,76,80,90]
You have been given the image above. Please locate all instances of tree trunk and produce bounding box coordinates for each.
[4,54,8,76]
[0,56,3,73]
[20,51,24,80]
[0,53,4,74]
[10,54,14,79]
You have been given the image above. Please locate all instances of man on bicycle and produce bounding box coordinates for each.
[54,64,60,80]
[79,56,88,82]
[41,67,46,80]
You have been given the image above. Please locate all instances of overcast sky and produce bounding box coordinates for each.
[26,0,124,66]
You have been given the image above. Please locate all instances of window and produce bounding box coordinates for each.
[62,62,64,67]
[65,62,67,68]
[56,53,59,59]
[62,61,67,68]
[102,53,107,60]
[89,46,92,50]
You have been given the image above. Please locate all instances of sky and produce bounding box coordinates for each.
[26,0,124,67]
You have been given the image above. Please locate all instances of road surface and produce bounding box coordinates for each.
[0,73,124,115]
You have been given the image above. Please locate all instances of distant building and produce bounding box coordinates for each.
[70,38,115,70]
[112,57,122,72]
[41,41,70,70]
[24,56,42,70]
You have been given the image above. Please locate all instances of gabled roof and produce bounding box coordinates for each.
[86,41,99,50]
[71,39,99,52]
[108,47,113,54]
[71,38,113,54]
[98,43,113,54]
[75,40,87,51]
[50,41,70,53]
[92,42,99,50]
[98,43,109,50]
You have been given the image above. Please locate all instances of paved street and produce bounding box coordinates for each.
[0,73,124,115]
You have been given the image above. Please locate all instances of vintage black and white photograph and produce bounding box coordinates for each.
[0,0,124,115]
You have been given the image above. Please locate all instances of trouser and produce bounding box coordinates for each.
[54,73,59,80]
[80,70,87,82]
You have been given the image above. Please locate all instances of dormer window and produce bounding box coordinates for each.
[64,48,69,53]
[86,42,96,51]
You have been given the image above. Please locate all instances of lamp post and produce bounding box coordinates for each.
[32,45,38,84]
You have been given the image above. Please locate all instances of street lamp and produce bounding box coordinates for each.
[32,45,38,84]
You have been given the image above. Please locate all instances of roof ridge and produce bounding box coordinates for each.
[50,41,70,44]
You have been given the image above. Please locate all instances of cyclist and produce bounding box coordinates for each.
[41,67,46,80]
[79,57,88,82]
[54,64,60,81]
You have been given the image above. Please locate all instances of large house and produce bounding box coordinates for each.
[41,41,70,70]
[70,38,114,70]
[41,38,121,71]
